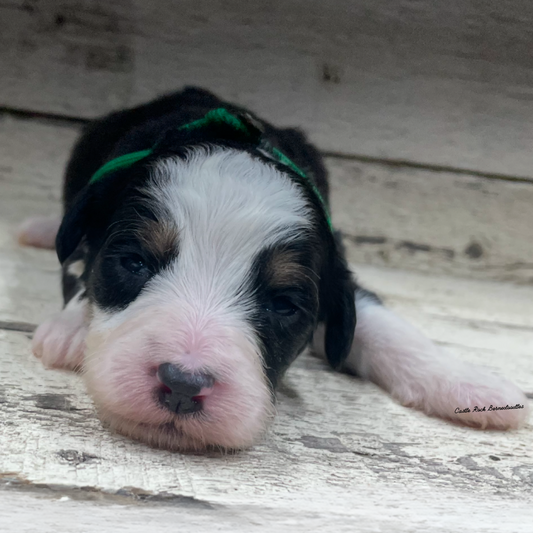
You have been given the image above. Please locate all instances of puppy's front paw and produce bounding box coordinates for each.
[33,301,88,371]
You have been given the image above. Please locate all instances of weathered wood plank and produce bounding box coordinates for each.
[355,265,533,393]
[0,115,70,325]
[1,1,533,176]
[2,3,533,526]
[1,268,532,526]
[0,248,60,327]
[330,159,533,283]
[1,482,532,533]
[0,116,71,235]
[2,114,533,289]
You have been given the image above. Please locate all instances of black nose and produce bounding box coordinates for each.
[157,363,214,415]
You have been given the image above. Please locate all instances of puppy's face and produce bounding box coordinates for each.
[58,147,355,450]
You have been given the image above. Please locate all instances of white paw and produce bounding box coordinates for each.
[33,298,88,371]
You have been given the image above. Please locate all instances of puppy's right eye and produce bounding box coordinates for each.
[269,295,299,317]
[120,254,149,276]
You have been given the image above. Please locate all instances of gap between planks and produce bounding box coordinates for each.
[1,106,532,187]
[0,320,36,333]
[2,109,533,284]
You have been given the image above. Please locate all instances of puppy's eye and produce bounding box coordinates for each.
[269,295,299,317]
[120,254,149,275]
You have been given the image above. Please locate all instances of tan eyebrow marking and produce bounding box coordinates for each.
[266,247,317,289]
[134,218,179,263]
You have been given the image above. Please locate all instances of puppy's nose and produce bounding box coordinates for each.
[157,363,214,415]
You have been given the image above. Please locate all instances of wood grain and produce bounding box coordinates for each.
[2,114,533,286]
[329,158,533,283]
[1,1,533,176]
[1,488,532,533]
[1,266,532,530]
[1,481,532,532]
[2,3,533,527]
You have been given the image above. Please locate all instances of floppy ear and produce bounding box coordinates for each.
[321,232,357,370]
[56,170,132,264]
[56,188,92,264]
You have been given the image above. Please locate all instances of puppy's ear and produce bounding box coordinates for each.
[321,232,357,370]
[56,188,91,264]
[56,170,130,264]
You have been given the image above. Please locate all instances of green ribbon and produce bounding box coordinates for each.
[89,107,332,229]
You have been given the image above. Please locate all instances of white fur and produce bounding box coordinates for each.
[314,292,529,430]
[80,148,313,450]
[67,260,85,278]
[32,291,88,371]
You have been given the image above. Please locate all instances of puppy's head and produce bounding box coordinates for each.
[57,145,355,450]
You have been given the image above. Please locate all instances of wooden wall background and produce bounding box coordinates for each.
[1,0,533,282]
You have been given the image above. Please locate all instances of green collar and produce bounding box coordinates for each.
[89,107,332,229]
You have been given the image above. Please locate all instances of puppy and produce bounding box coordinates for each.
[21,87,529,450]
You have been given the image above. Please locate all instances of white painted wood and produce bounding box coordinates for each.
[2,4,533,526]
[2,115,533,291]
[1,1,533,177]
[1,484,532,533]
[0,248,61,327]
[1,264,532,530]
[0,116,71,325]
[329,158,533,283]
[355,265,533,393]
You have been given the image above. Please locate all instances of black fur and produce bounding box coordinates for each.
[248,240,322,388]
[62,87,329,209]
[320,231,358,370]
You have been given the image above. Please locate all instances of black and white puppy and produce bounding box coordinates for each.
[22,87,528,450]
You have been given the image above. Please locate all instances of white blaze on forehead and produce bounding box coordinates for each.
[144,148,314,311]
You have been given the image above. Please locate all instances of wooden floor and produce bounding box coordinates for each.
[2,252,533,531]
[1,117,532,532]
[1,1,533,531]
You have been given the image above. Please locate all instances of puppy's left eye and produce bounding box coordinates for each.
[268,295,299,317]
[120,254,149,276]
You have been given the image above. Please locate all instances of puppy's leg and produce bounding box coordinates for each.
[17,215,61,249]
[314,288,529,430]
[33,291,88,371]
[32,255,88,371]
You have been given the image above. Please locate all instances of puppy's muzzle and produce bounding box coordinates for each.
[157,363,214,415]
